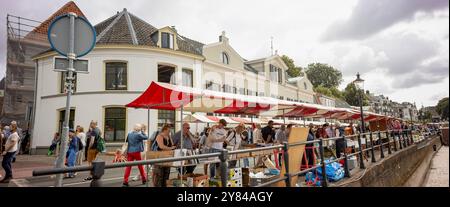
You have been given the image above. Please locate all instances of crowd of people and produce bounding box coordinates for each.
[0,116,442,186]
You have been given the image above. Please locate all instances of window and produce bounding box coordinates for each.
[247,89,256,96]
[60,72,77,93]
[105,62,127,90]
[58,109,75,135]
[206,81,221,91]
[269,64,282,83]
[304,82,308,90]
[238,88,246,95]
[158,110,175,133]
[158,65,176,84]
[222,52,229,65]
[161,32,174,49]
[182,68,193,87]
[104,107,126,142]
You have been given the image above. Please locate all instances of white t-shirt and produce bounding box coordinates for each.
[6,132,19,153]
[78,132,86,147]
[211,127,227,150]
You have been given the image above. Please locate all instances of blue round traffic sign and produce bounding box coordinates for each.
[48,14,96,57]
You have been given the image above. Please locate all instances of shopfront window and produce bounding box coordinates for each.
[58,109,75,135]
[104,107,126,142]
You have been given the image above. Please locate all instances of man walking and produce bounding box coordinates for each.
[84,121,102,181]
[1,121,19,183]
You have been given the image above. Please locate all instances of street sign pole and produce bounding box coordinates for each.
[54,13,77,187]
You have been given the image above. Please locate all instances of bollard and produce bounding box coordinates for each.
[378,131,384,159]
[342,136,351,178]
[369,132,376,163]
[357,133,365,169]
[219,150,228,187]
[319,139,328,187]
[283,142,291,187]
[385,131,392,155]
[90,160,105,187]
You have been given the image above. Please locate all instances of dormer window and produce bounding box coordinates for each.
[161,32,174,49]
[222,52,229,65]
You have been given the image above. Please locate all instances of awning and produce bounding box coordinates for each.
[126,81,388,121]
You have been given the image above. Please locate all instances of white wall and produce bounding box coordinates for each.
[32,48,201,149]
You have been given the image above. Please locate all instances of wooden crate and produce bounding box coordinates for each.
[146,150,174,159]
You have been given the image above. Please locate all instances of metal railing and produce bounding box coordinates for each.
[32,129,438,187]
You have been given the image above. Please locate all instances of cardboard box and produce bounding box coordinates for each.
[228,168,242,180]
[146,150,174,159]
[242,168,250,187]
[249,174,279,187]
[179,174,209,187]
[166,178,188,187]
[251,149,273,157]
[209,178,243,187]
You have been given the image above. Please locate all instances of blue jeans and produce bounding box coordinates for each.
[2,151,16,178]
[66,150,77,176]
[208,148,222,178]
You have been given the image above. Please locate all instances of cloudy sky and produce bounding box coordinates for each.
[0,0,448,107]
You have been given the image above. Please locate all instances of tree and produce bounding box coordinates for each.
[314,85,333,97]
[436,97,449,120]
[330,87,344,100]
[281,55,302,77]
[343,82,369,106]
[304,63,343,88]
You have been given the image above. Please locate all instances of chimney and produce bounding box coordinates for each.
[219,31,229,44]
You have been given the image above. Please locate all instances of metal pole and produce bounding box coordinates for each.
[319,139,328,187]
[343,136,351,178]
[146,107,150,187]
[55,13,76,187]
[282,142,291,187]
[357,133,365,169]
[378,131,384,158]
[369,132,376,163]
[180,105,184,186]
[386,131,392,154]
[219,149,228,187]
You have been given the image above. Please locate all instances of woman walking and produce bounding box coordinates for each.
[123,124,149,187]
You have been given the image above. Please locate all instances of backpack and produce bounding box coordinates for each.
[150,131,160,151]
[96,135,106,153]
[77,137,84,151]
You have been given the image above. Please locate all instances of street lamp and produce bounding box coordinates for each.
[353,72,366,169]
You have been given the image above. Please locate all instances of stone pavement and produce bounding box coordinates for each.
[423,146,449,187]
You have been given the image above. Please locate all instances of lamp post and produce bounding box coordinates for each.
[353,72,366,169]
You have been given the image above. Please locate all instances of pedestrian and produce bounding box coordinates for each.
[334,122,345,158]
[153,125,176,187]
[1,121,20,183]
[302,123,316,168]
[123,124,149,187]
[285,124,293,139]
[253,124,263,144]
[84,120,102,181]
[173,123,196,175]
[261,120,275,144]
[274,124,287,167]
[227,123,246,168]
[76,126,86,166]
[205,119,228,178]
[48,132,60,156]
[65,129,80,178]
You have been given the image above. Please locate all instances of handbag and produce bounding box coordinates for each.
[120,135,128,155]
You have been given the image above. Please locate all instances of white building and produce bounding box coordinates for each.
[31,9,314,154]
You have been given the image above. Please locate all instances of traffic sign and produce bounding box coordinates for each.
[54,57,89,73]
[48,14,96,57]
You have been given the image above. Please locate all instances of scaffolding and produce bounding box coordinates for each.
[1,14,49,127]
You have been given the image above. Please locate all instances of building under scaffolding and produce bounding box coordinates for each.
[1,14,49,128]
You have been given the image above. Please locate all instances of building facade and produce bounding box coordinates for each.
[31,7,315,154]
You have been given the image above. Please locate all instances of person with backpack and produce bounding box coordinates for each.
[84,120,103,181]
[65,129,80,178]
[122,124,149,187]
[153,125,176,187]
[75,126,86,166]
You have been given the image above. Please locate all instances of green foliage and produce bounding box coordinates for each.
[343,82,369,106]
[436,97,449,120]
[305,63,343,88]
[314,85,334,97]
[281,55,303,77]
